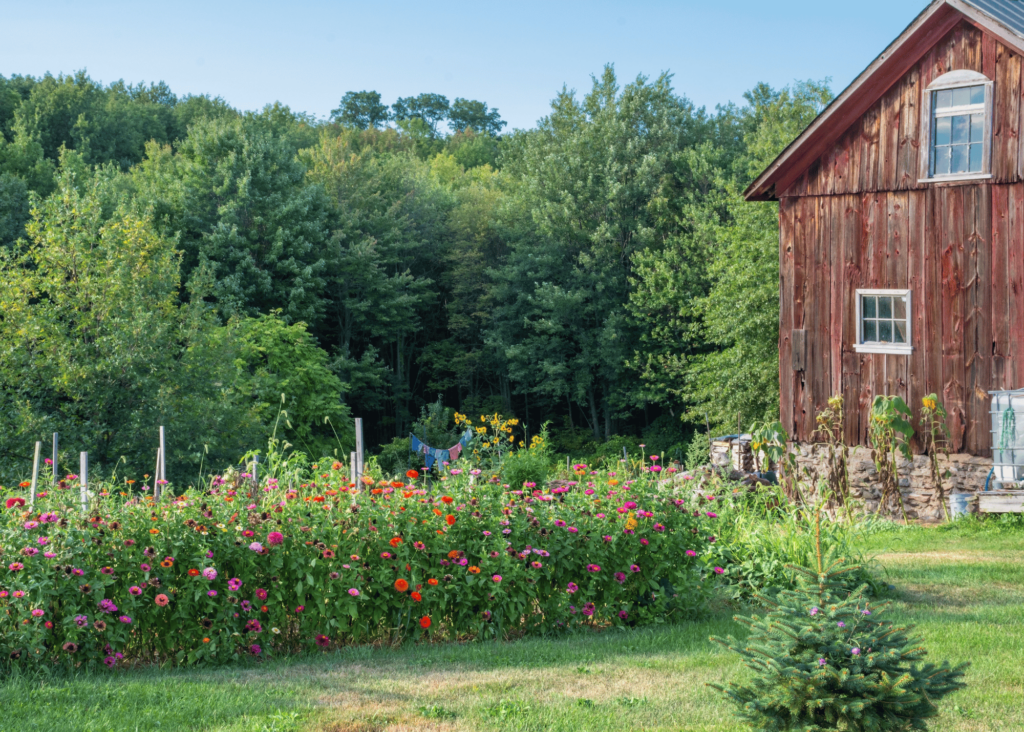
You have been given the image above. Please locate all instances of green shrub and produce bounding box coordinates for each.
[684,432,710,470]
[711,519,968,731]
[708,487,880,601]
[376,436,413,478]
[500,447,551,488]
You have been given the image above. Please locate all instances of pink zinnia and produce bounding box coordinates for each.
[267,532,284,545]
[255,588,268,601]
[348,588,359,596]
[685,550,697,557]
[492,575,502,583]
[587,564,601,573]
[31,608,45,617]
[713,567,724,575]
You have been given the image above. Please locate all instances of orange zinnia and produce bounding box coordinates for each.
[331,461,342,471]
[203,637,210,643]
[406,470,419,479]
[427,578,438,586]
[432,508,442,516]
[448,550,460,559]
[468,566,481,574]
[390,537,402,547]
[445,515,456,526]
[441,496,453,504]
[411,591,422,602]
[149,528,159,534]
[394,578,409,592]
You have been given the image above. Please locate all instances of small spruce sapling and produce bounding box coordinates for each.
[710,513,967,731]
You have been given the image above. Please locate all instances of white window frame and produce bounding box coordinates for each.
[919,70,993,184]
[854,289,913,355]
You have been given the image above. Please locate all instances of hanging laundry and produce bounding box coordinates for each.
[449,442,462,462]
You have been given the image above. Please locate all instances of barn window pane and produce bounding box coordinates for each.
[970,84,985,104]
[895,321,907,343]
[936,89,953,109]
[935,116,951,145]
[952,144,969,173]
[894,297,906,319]
[863,320,877,342]
[879,320,893,342]
[863,296,876,318]
[878,297,892,319]
[952,86,972,107]
[951,115,969,144]
[970,114,984,142]
[969,144,983,172]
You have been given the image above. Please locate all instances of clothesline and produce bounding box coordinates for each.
[410,429,474,469]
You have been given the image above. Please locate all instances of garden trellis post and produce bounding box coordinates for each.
[80,452,88,514]
[350,452,356,486]
[253,455,259,488]
[29,441,41,507]
[52,433,58,485]
[355,418,364,482]
[159,426,166,489]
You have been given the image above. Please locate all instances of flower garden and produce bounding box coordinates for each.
[0,458,719,670]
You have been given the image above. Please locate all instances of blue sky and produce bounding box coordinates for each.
[3,0,931,130]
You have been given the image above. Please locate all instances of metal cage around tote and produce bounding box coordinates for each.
[990,388,1024,488]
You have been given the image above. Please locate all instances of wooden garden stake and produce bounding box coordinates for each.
[29,441,41,506]
[355,418,364,482]
[80,452,88,514]
[159,425,166,488]
[52,432,59,485]
[350,452,356,485]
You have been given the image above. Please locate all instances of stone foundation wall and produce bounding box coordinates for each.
[792,445,992,520]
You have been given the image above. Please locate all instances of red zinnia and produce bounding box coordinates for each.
[406,470,419,479]
[394,578,409,592]
[441,496,453,504]
[445,515,456,526]
[5,497,25,509]
[411,591,422,602]
[389,537,402,547]
[420,616,431,628]
[188,568,200,576]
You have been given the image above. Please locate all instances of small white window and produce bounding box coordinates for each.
[854,290,912,355]
[920,70,993,183]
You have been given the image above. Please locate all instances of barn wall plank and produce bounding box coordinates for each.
[779,198,797,437]
[990,184,1010,391]
[940,186,967,452]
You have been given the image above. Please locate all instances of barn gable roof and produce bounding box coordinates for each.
[744,0,1024,201]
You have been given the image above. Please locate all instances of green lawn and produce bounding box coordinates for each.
[1,521,1021,732]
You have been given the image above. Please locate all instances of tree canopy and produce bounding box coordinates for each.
[0,67,829,481]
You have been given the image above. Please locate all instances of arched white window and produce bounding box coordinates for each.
[920,70,993,182]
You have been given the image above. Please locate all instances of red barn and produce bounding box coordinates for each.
[747,0,1024,461]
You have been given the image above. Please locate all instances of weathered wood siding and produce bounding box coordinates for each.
[784,22,1024,197]
[777,20,1024,457]
[779,185,1024,455]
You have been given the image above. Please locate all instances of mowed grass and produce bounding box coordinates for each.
[1,520,1020,732]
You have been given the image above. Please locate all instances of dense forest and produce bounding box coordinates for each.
[0,68,831,482]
